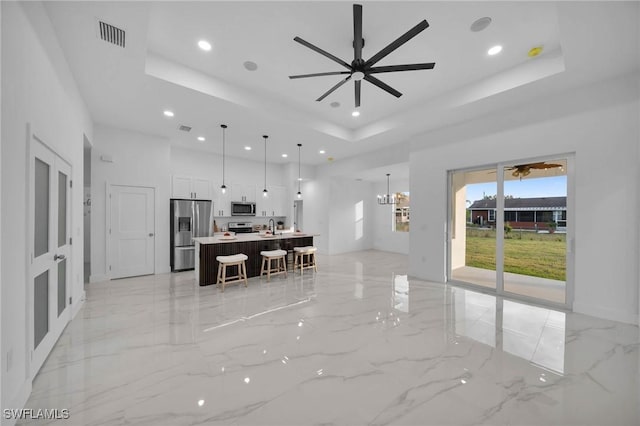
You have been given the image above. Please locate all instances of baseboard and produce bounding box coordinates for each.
[89,274,108,283]
[71,292,85,319]
[573,301,639,325]
[3,379,32,426]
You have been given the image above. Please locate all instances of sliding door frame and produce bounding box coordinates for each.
[447,153,575,311]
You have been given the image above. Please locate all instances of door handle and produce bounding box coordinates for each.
[54,254,66,261]
[149,233,154,237]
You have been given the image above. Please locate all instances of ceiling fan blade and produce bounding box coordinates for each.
[316,75,352,102]
[289,71,351,79]
[294,36,352,70]
[353,4,363,61]
[355,80,361,107]
[364,20,429,68]
[364,75,402,98]
[368,63,436,74]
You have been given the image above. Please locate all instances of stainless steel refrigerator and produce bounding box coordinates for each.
[170,199,212,271]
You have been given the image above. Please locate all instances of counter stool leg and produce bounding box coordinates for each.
[281,256,288,278]
[313,253,318,272]
[260,257,266,277]
[242,261,248,287]
[221,264,227,292]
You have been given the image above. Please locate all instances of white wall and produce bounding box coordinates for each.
[1,1,93,419]
[410,73,640,325]
[300,176,329,254]
[91,125,171,281]
[372,178,410,255]
[327,177,374,255]
[0,0,3,416]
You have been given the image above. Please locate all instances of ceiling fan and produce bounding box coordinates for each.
[508,162,564,179]
[289,4,435,108]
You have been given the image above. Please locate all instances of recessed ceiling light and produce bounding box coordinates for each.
[244,146,252,151]
[243,61,258,71]
[330,101,341,108]
[198,40,212,51]
[163,110,174,117]
[319,150,325,154]
[488,45,503,56]
[281,154,288,158]
[352,110,360,117]
[470,17,492,32]
[197,136,205,142]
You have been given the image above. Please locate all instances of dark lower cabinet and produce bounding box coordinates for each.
[199,237,313,286]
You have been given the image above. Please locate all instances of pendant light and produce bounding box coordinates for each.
[220,124,227,194]
[262,135,268,197]
[296,143,302,199]
[377,173,396,205]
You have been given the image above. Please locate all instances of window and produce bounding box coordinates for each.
[536,211,554,223]
[393,192,410,232]
[518,211,535,222]
[488,209,496,222]
[504,211,517,222]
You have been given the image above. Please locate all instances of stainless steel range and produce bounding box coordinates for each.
[228,222,254,233]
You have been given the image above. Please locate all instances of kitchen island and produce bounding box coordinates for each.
[193,233,315,286]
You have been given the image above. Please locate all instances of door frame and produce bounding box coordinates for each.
[27,125,74,377]
[105,182,157,280]
[446,153,575,311]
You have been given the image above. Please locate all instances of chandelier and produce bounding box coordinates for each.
[377,173,396,205]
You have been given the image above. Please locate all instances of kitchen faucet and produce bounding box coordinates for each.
[268,218,275,234]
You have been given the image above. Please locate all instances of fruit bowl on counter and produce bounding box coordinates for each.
[293,229,306,236]
[217,231,237,240]
[259,230,276,238]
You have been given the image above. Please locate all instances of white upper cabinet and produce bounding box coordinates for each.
[192,178,211,200]
[171,175,211,200]
[211,182,231,217]
[256,185,286,217]
[271,186,286,217]
[231,183,256,203]
[171,176,193,199]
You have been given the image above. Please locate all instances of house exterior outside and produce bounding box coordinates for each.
[468,196,567,231]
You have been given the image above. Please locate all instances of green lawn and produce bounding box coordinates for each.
[465,228,566,281]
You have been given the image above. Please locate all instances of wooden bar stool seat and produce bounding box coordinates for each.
[216,253,248,292]
[260,249,288,281]
[293,246,318,275]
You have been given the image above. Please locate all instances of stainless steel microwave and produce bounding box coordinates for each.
[231,202,256,216]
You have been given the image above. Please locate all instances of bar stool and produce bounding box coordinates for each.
[216,253,248,292]
[293,246,317,275]
[260,249,288,281]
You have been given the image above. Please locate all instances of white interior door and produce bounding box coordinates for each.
[109,185,155,279]
[30,139,72,376]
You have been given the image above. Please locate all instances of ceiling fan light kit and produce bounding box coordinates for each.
[289,4,436,108]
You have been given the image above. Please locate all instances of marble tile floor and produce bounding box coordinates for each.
[20,250,640,425]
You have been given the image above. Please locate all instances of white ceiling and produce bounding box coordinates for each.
[44,1,639,172]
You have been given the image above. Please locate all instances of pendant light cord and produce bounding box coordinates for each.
[263,135,268,192]
[297,143,302,194]
[221,124,227,187]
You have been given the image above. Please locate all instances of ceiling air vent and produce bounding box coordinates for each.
[98,21,125,48]
[178,125,192,132]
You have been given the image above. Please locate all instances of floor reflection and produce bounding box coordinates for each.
[447,286,566,374]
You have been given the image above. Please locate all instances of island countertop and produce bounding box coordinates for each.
[193,233,316,245]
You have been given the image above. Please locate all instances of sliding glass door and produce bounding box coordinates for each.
[448,156,573,308]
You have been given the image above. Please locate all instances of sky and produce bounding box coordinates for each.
[466,176,567,204]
